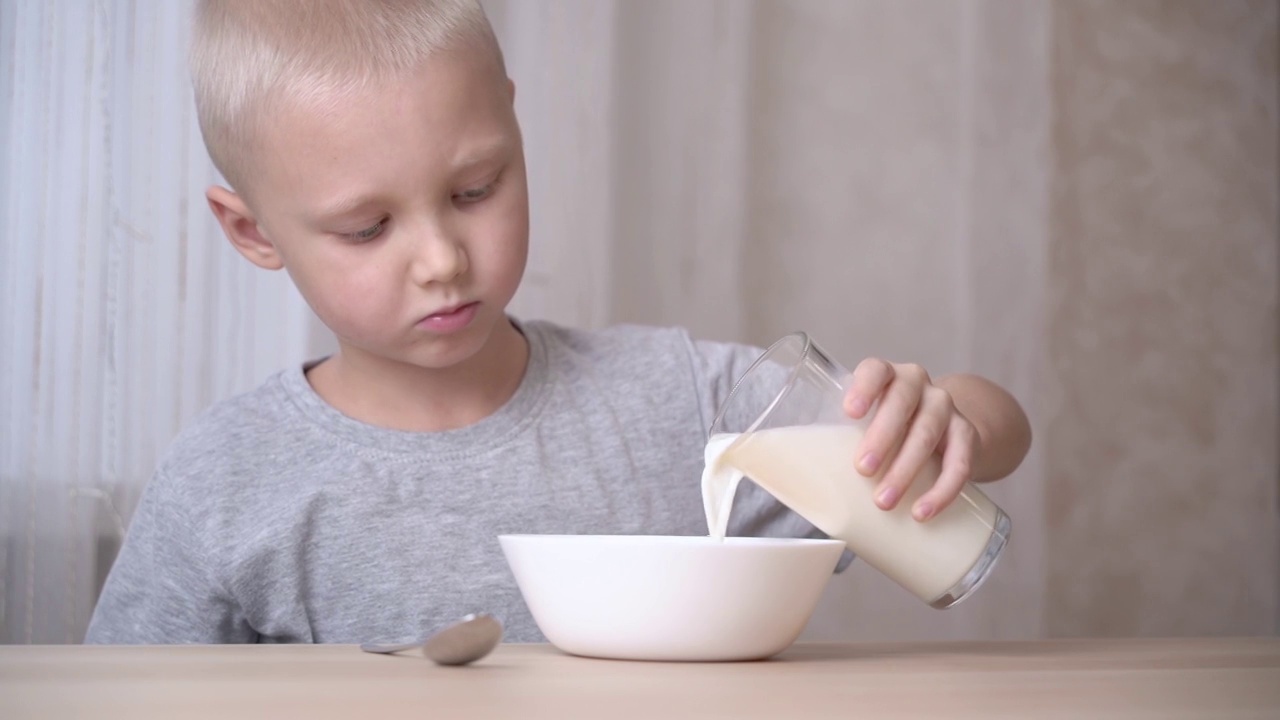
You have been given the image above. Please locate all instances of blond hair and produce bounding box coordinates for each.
[190,0,504,193]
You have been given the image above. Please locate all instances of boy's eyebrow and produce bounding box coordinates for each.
[451,138,513,171]
[311,194,383,223]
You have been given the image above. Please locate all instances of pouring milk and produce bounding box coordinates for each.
[701,424,1005,606]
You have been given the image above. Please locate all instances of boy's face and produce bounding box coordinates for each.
[211,44,529,373]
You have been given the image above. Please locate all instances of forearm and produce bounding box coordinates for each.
[935,373,1031,482]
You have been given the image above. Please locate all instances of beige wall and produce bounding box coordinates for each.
[1046,0,1279,636]
[488,0,1280,640]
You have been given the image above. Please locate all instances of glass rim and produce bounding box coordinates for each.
[708,331,813,440]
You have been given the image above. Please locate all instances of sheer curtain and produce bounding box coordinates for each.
[0,0,314,643]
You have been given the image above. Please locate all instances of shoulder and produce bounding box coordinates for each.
[524,319,691,355]
[522,319,699,373]
[520,318,766,386]
[152,367,309,493]
[522,319,764,379]
[519,319,769,421]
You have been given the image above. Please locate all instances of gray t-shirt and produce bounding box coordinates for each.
[85,320,841,644]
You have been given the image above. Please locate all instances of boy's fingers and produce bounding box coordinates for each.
[873,387,949,510]
[855,363,927,476]
[844,358,893,418]
[913,414,977,521]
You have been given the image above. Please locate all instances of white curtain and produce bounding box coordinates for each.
[2,0,1049,644]
[0,0,314,643]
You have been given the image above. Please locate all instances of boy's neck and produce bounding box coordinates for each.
[305,318,530,433]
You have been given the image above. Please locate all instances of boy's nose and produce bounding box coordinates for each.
[409,230,469,287]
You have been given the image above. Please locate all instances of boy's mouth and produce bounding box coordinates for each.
[417,302,480,333]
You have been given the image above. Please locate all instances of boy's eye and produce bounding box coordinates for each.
[454,180,499,204]
[346,219,385,242]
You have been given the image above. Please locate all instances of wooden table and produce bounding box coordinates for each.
[2,639,1278,718]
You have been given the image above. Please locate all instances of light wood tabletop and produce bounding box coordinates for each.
[2,638,1278,719]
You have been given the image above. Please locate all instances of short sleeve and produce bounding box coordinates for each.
[84,469,254,644]
[684,337,768,436]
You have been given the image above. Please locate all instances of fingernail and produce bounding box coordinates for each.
[859,453,879,474]
[848,397,869,417]
[877,487,899,508]
[914,502,934,521]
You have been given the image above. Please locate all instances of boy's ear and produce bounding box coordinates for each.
[206,186,284,270]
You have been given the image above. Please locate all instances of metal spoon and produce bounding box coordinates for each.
[359,613,503,666]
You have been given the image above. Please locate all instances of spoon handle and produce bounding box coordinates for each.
[359,641,423,654]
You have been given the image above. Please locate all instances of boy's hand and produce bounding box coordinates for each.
[842,359,978,522]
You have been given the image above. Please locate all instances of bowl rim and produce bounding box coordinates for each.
[497,534,845,548]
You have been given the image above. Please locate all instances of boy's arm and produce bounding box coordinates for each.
[935,373,1032,483]
[84,470,252,644]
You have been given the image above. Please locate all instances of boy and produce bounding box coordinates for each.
[86,0,1031,644]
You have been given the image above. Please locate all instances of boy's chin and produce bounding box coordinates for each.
[349,318,515,372]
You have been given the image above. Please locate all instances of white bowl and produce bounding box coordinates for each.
[498,534,844,662]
